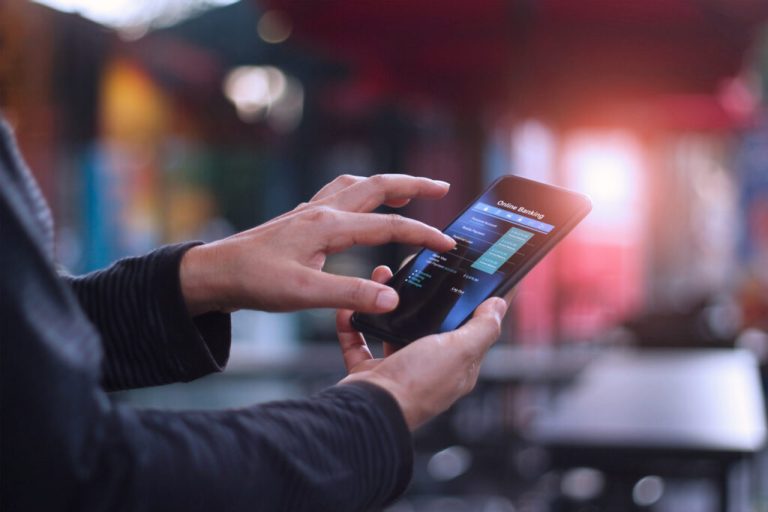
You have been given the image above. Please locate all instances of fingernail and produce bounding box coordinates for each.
[443,234,456,246]
[435,180,450,188]
[376,289,399,310]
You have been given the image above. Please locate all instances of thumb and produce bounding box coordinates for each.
[298,268,399,312]
[446,297,507,353]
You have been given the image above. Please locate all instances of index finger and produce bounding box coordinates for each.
[320,174,450,213]
[323,211,455,254]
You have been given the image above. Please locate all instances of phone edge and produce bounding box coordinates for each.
[350,175,592,345]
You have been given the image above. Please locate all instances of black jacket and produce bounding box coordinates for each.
[0,118,412,511]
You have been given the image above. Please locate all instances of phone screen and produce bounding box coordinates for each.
[352,176,591,344]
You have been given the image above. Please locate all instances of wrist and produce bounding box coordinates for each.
[341,373,422,431]
[180,244,232,316]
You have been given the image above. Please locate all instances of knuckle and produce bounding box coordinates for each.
[385,213,404,231]
[293,271,311,290]
[368,174,387,187]
[285,271,315,304]
[359,175,390,210]
[349,278,370,302]
[337,174,359,186]
[303,205,336,224]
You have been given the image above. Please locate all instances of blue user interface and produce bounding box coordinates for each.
[383,193,558,338]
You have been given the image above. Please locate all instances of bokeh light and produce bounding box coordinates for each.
[223,65,303,130]
[565,132,644,235]
[32,0,238,33]
[257,10,292,44]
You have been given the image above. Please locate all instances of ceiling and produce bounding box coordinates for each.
[265,0,768,129]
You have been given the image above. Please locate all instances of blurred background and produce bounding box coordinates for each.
[3,0,768,510]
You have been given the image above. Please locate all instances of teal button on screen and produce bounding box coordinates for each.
[471,227,534,275]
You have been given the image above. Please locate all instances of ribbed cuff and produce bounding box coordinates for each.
[152,242,231,380]
[339,381,414,505]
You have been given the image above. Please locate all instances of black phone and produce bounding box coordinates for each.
[350,175,592,346]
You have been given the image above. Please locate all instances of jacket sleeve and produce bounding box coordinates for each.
[120,382,413,511]
[4,368,413,512]
[60,243,231,391]
[4,337,413,512]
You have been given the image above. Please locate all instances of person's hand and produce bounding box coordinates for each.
[179,174,455,316]
[336,265,510,431]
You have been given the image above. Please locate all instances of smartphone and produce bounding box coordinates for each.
[350,175,592,346]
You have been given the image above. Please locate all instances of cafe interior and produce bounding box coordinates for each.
[2,0,768,510]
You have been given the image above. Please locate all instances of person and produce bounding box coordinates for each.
[0,115,509,511]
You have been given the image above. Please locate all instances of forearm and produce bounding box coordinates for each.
[125,382,412,511]
[5,383,412,512]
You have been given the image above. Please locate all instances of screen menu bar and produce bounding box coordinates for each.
[471,202,554,234]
